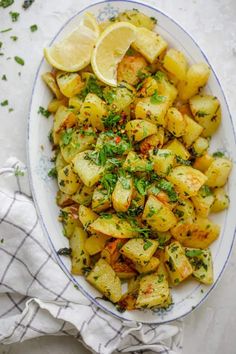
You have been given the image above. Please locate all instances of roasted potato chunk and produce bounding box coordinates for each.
[171,217,220,248]
[185,248,213,284]
[120,238,159,266]
[87,259,122,303]
[117,53,148,85]
[205,157,232,188]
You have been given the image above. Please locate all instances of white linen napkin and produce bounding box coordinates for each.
[0,158,183,353]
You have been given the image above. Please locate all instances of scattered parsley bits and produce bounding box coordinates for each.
[10,35,18,41]
[150,90,166,104]
[57,247,72,256]
[150,16,157,24]
[1,100,8,106]
[0,28,12,33]
[14,56,24,65]
[212,151,225,158]
[1,74,7,81]
[48,167,57,178]
[61,128,73,145]
[10,11,19,22]
[143,240,153,250]
[14,166,24,176]
[38,106,50,118]
[0,0,14,8]
[8,108,13,112]
[22,0,34,9]
[30,24,38,32]
[0,42,2,49]
[103,111,121,128]
[185,249,203,258]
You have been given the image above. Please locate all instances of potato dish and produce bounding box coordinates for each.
[42,9,232,311]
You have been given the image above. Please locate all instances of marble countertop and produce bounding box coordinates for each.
[0,0,236,353]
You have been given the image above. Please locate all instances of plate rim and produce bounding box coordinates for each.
[27,0,236,324]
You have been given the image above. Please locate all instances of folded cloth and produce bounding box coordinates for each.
[0,158,183,354]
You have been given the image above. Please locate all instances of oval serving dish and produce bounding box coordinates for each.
[28,0,236,323]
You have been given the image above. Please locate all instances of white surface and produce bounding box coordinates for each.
[0,0,236,353]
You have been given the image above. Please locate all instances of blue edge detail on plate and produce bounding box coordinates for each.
[27,0,236,324]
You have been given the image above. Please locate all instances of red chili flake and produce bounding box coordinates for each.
[115,136,121,144]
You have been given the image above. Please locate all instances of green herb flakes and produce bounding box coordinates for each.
[10,11,19,22]
[61,128,73,145]
[0,0,14,8]
[14,56,24,65]
[30,24,38,32]
[150,90,166,104]
[143,240,153,250]
[1,74,7,80]
[185,249,203,258]
[10,35,18,41]
[0,28,12,33]
[38,106,50,118]
[1,99,8,106]
[48,167,57,178]
[22,0,34,9]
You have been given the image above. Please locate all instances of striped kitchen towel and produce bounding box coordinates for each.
[0,158,183,354]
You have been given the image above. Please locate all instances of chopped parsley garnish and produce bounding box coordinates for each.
[1,99,8,106]
[137,69,150,81]
[10,11,19,22]
[0,28,12,33]
[2,74,7,80]
[196,110,208,117]
[134,177,150,196]
[212,151,225,158]
[176,156,191,165]
[22,0,34,9]
[154,71,165,81]
[143,240,153,250]
[79,76,103,100]
[57,247,72,256]
[119,176,131,190]
[185,249,203,258]
[103,90,116,104]
[8,107,13,112]
[0,42,2,49]
[150,16,157,24]
[200,185,212,197]
[30,24,38,32]
[103,111,121,128]
[0,0,14,8]
[10,35,18,41]
[61,128,73,145]
[38,106,50,118]
[150,90,166,104]
[101,173,117,195]
[100,213,113,219]
[48,167,57,178]
[157,179,178,202]
[14,166,24,176]
[126,47,135,56]
[14,56,24,65]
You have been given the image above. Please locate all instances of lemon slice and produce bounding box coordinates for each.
[91,22,137,86]
[44,25,97,72]
[81,12,100,37]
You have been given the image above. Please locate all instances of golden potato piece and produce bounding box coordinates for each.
[185,247,213,285]
[163,49,188,81]
[171,217,220,249]
[117,53,148,85]
[166,107,186,137]
[142,195,177,232]
[125,119,157,142]
[211,187,229,212]
[120,238,159,266]
[87,259,122,303]
[164,241,193,285]
[205,158,232,188]
[70,227,90,275]
[85,233,110,256]
[136,273,170,308]
[89,214,138,239]
[132,27,168,63]
[112,175,133,212]
[57,164,81,195]
[166,166,207,198]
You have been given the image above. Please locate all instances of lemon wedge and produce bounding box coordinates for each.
[91,22,137,86]
[81,12,100,37]
[44,25,97,72]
